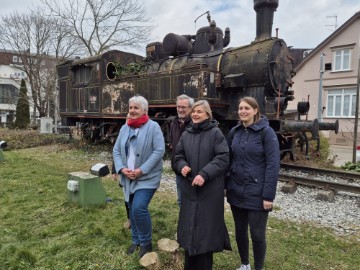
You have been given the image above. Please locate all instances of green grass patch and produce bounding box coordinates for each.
[0,145,359,269]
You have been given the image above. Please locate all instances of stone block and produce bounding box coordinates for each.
[281,182,297,194]
[316,190,335,202]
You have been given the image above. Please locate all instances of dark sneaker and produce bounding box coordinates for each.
[127,244,139,255]
[139,243,153,258]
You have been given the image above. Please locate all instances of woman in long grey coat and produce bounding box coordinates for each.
[174,100,231,270]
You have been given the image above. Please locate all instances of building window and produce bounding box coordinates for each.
[333,49,350,71]
[0,84,18,104]
[13,56,18,63]
[326,88,356,117]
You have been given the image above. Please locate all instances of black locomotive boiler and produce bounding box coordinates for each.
[57,0,338,159]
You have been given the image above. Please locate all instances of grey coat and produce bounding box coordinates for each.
[113,119,165,202]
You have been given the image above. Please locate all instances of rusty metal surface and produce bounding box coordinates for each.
[57,43,293,126]
[55,0,338,162]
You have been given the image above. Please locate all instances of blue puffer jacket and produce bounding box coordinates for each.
[226,116,280,211]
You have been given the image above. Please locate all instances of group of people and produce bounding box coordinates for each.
[112,94,280,270]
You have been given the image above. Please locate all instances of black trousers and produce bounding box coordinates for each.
[184,251,213,270]
[231,206,269,270]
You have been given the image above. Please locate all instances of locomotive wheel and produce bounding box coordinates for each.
[82,123,91,140]
[160,121,171,144]
[81,123,98,143]
[293,132,310,160]
[279,135,294,161]
[160,120,171,158]
[280,151,288,160]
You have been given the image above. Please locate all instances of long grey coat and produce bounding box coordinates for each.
[174,119,231,256]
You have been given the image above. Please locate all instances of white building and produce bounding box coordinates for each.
[0,50,35,127]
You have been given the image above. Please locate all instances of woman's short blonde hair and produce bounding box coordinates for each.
[191,100,213,120]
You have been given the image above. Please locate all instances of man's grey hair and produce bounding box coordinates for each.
[177,94,194,107]
[129,95,148,112]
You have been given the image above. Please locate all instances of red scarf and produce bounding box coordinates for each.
[127,114,150,128]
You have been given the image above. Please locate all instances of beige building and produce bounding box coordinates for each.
[288,11,360,146]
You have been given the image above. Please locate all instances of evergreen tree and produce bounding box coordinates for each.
[15,79,30,129]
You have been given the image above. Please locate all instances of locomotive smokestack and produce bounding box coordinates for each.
[253,0,278,41]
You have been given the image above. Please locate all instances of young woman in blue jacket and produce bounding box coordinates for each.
[226,97,280,270]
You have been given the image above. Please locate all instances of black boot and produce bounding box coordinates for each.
[138,242,152,258]
[127,244,139,255]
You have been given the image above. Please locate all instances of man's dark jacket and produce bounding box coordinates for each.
[169,116,191,172]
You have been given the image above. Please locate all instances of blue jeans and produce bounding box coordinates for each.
[128,189,156,246]
[176,174,182,207]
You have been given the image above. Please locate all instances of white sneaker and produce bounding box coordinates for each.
[236,264,251,270]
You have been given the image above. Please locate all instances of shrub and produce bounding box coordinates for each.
[0,128,72,150]
[14,79,30,129]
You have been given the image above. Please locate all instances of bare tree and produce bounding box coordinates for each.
[42,0,152,56]
[0,9,82,120]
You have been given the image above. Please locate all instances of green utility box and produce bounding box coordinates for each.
[0,149,4,161]
[67,171,106,206]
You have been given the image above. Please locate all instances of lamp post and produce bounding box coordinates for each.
[54,80,58,133]
[318,53,325,122]
[352,36,360,163]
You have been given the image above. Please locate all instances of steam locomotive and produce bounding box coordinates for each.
[56,0,338,159]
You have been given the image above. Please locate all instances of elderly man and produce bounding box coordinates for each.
[169,94,194,206]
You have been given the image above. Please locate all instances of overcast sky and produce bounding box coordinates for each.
[1,0,360,56]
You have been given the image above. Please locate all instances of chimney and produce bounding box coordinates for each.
[253,0,279,41]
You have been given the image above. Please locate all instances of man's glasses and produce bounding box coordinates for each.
[176,106,190,110]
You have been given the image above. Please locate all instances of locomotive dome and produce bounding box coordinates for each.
[193,20,228,54]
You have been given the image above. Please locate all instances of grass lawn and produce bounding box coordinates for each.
[0,144,359,269]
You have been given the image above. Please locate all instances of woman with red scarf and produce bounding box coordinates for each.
[113,95,165,259]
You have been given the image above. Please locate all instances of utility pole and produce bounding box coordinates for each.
[352,36,360,163]
[54,78,58,133]
[318,53,325,121]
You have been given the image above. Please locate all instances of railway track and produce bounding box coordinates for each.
[280,163,360,195]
